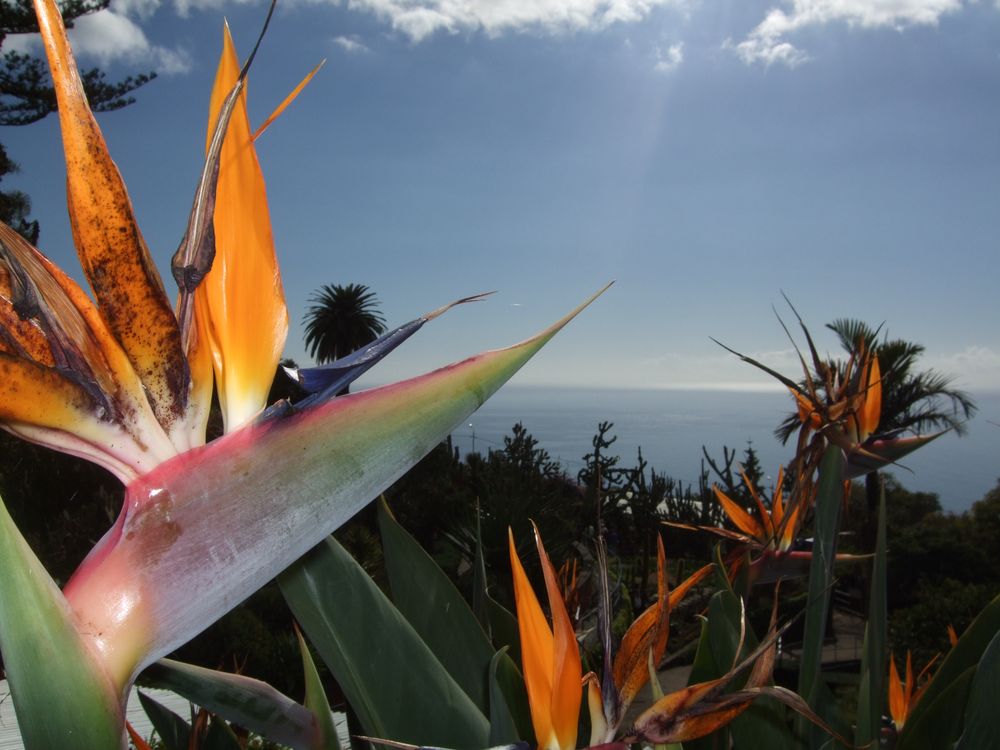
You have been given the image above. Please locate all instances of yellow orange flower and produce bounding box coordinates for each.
[888,650,936,732]
[509,526,583,750]
[194,23,290,433]
[587,536,712,744]
[0,0,318,480]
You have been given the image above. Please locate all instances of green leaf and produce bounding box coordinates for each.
[298,628,343,750]
[137,691,192,750]
[279,536,491,749]
[378,499,495,712]
[954,631,1000,749]
[685,590,793,750]
[0,496,125,749]
[903,591,1000,734]
[487,598,522,666]
[797,446,845,713]
[472,505,491,636]
[855,480,887,747]
[896,667,975,750]
[487,649,524,745]
[139,658,320,749]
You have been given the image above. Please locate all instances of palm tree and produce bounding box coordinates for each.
[303,283,387,365]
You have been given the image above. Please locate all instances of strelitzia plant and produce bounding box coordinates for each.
[714,302,940,493]
[664,467,807,583]
[665,467,866,585]
[586,535,712,743]
[0,2,604,746]
[508,527,822,749]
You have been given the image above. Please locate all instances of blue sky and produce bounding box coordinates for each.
[5,0,1000,392]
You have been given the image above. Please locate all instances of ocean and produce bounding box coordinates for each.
[448,386,1000,513]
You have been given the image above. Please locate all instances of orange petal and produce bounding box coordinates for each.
[778,498,803,552]
[125,722,153,750]
[948,624,959,647]
[0,223,174,466]
[771,467,802,551]
[0,355,160,480]
[630,678,731,743]
[888,653,906,729]
[667,563,713,610]
[653,702,751,743]
[252,59,325,142]
[713,486,764,540]
[740,471,774,542]
[197,24,288,432]
[793,389,822,430]
[534,523,582,750]
[34,0,189,437]
[0,266,54,365]
[509,529,555,750]
[662,519,754,545]
[614,536,669,707]
[859,354,881,440]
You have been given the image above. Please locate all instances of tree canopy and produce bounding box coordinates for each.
[303,283,387,364]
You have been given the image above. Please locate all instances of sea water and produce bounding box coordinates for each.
[449,386,1000,513]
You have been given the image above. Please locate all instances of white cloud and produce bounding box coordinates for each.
[653,41,683,72]
[345,0,688,42]
[172,0,252,17]
[9,0,191,74]
[70,8,192,73]
[924,346,1000,392]
[332,34,371,53]
[731,0,965,67]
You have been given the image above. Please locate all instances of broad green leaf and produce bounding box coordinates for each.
[488,598,522,666]
[490,649,531,744]
[137,691,192,750]
[684,593,733,750]
[954,631,1000,749]
[685,590,792,750]
[0,497,124,749]
[65,288,608,687]
[473,505,491,635]
[797,446,845,717]
[140,658,320,749]
[378,499,495,712]
[471,504,522,665]
[488,649,524,745]
[279,536,491,749]
[855,626,872,747]
[298,627,342,750]
[903,591,1000,730]
[855,482,887,747]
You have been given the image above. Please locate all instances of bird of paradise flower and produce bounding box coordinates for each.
[0,1,606,745]
[507,526,840,749]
